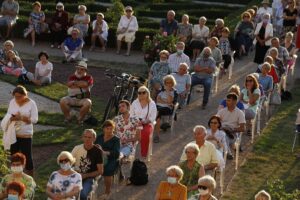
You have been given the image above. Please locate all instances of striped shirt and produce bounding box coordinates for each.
[168,52,190,73]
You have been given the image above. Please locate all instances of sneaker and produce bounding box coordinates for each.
[153,135,160,143]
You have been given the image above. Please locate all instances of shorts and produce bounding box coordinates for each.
[117,32,136,43]
[60,96,92,107]
[156,105,172,119]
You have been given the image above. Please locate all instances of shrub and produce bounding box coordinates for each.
[267,179,300,200]
[0,146,9,177]
[105,0,125,25]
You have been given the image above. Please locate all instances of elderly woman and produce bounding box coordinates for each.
[90,13,109,52]
[6,182,25,200]
[234,11,254,57]
[24,1,46,47]
[190,16,209,62]
[206,116,228,159]
[255,190,271,200]
[130,86,157,159]
[73,5,90,39]
[172,63,191,108]
[258,62,273,95]
[155,165,187,200]
[263,56,279,84]
[1,50,25,77]
[200,37,222,66]
[0,40,18,63]
[50,2,69,48]
[148,50,171,99]
[27,51,53,86]
[210,18,225,39]
[177,14,193,45]
[116,6,139,56]
[6,86,38,176]
[283,0,297,35]
[253,13,273,64]
[154,75,177,143]
[189,175,217,200]
[241,74,260,133]
[96,120,120,200]
[218,84,245,111]
[284,32,297,56]
[0,153,36,199]
[268,47,286,80]
[46,151,82,200]
[179,143,205,198]
[257,0,273,21]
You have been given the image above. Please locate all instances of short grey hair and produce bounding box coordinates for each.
[203,47,212,55]
[3,40,14,47]
[199,16,207,22]
[83,129,97,138]
[255,190,271,200]
[198,175,216,191]
[57,151,76,165]
[263,13,270,19]
[184,143,200,156]
[215,18,224,25]
[78,5,87,11]
[193,125,207,135]
[182,14,189,20]
[176,41,185,47]
[269,47,278,55]
[166,165,184,180]
[168,10,175,16]
[179,62,189,70]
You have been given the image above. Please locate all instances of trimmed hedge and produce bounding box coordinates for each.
[193,0,252,4]
[148,3,242,10]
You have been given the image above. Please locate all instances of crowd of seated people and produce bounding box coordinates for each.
[1,0,300,199]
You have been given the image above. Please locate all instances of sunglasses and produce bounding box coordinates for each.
[138,91,146,95]
[59,159,70,163]
[244,16,250,18]
[198,185,208,190]
[126,10,132,12]
[246,79,253,82]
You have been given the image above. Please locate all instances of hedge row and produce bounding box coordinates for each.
[193,0,252,4]
[148,3,243,10]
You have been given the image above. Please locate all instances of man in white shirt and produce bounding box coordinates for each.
[180,125,219,170]
[116,6,138,56]
[217,93,246,154]
[257,0,273,22]
[168,41,190,73]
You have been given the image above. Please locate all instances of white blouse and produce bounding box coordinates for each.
[117,15,139,33]
[206,129,228,153]
[130,99,157,124]
[192,25,209,41]
[7,98,38,136]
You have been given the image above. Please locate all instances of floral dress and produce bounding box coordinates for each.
[47,171,82,200]
[179,160,201,198]
[30,11,45,34]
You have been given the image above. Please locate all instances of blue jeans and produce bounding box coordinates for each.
[191,75,212,104]
[80,178,94,200]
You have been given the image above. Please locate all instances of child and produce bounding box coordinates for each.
[258,62,273,95]
[219,27,231,74]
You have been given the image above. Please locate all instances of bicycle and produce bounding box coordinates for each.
[102,72,145,122]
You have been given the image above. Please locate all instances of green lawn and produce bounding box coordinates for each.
[222,79,300,200]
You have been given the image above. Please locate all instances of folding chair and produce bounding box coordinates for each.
[234,132,243,170]
[292,130,300,153]
[87,175,102,200]
[160,102,179,134]
[220,150,228,195]
[228,51,236,80]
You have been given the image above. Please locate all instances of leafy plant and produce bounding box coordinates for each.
[105,0,124,25]
[267,179,300,200]
[0,145,9,177]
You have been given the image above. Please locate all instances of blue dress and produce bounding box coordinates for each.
[96,134,120,176]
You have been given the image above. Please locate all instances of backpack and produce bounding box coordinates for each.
[129,159,148,185]
[84,115,99,126]
[281,90,292,101]
[17,73,31,85]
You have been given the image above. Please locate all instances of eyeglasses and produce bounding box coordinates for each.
[165,82,173,85]
[59,159,70,163]
[198,185,208,190]
[210,121,218,125]
[246,79,253,82]
[138,91,146,95]
[244,15,250,18]
[126,10,132,13]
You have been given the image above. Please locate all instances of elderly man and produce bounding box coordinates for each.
[116,6,138,56]
[266,37,290,65]
[72,129,103,200]
[199,37,222,66]
[180,125,219,170]
[62,28,84,63]
[168,41,190,73]
[188,47,216,109]
[217,93,246,157]
[160,10,178,36]
[0,0,19,39]
[60,61,93,125]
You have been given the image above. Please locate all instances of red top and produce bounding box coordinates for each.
[268,65,279,84]
[68,74,94,86]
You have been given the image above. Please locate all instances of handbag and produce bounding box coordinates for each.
[270,85,281,105]
[116,17,133,35]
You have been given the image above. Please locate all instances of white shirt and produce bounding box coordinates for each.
[192,25,209,41]
[7,98,38,136]
[130,99,157,124]
[92,19,109,40]
[117,15,138,32]
[257,7,273,18]
[168,53,190,73]
[206,129,228,153]
[217,107,246,130]
[35,61,53,79]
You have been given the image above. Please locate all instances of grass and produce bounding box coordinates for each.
[222,79,300,200]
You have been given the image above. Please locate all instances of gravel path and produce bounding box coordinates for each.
[0,80,61,113]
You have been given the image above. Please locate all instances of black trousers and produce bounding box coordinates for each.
[222,54,231,69]
[50,30,66,45]
[10,137,33,170]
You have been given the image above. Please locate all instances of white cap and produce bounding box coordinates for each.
[56,2,64,8]
[76,61,87,70]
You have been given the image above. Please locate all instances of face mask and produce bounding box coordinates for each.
[7,194,19,200]
[60,162,71,171]
[160,59,167,63]
[177,49,183,55]
[167,177,177,184]
[11,166,23,173]
[198,189,209,195]
[263,19,269,24]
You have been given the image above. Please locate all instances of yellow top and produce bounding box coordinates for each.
[156,181,187,200]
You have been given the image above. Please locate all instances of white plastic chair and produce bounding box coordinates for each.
[234,132,243,170]
[228,51,236,80]
[160,102,179,134]
[87,175,102,200]
[292,130,300,152]
[220,150,228,195]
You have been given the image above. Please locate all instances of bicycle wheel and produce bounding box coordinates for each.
[102,96,117,122]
